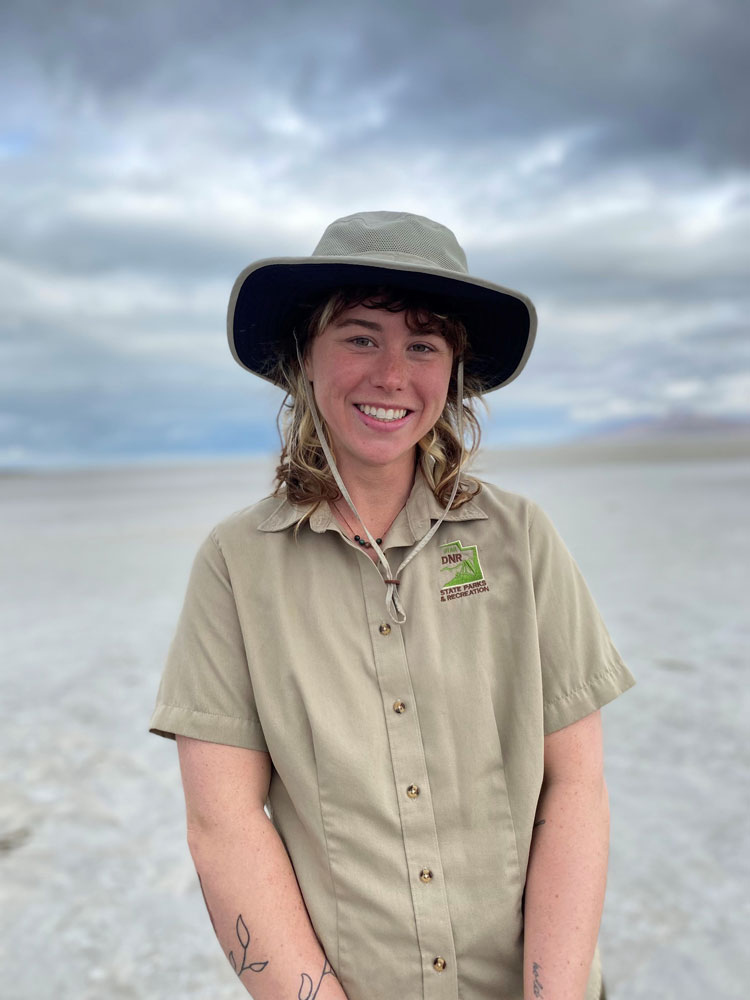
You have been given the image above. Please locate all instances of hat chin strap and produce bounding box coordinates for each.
[294,333,464,625]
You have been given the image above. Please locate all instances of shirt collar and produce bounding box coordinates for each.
[257,466,487,544]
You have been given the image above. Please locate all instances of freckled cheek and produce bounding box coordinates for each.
[313,375,362,424]
[427,374,452,416]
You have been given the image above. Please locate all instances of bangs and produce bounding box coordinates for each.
[303,284,469,355]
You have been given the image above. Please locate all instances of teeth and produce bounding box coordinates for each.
[357,404,408,422]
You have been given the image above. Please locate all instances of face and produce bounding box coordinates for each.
[303,304,454,482]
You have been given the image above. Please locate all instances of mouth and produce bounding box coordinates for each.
[355,403,411,423]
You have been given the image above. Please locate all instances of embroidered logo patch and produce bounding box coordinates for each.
[439,539,489,602]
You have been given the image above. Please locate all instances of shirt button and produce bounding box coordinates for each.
[433,957,447,972]
[378,622,391,636]
[419,867,433,883]
[406,784,420,798]
[393,700,406,713]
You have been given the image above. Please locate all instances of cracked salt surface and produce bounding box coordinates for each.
[1,453,748,999]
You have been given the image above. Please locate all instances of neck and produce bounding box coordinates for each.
[334,452,418,534]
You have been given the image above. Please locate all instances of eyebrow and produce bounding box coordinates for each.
[334,317,442,336]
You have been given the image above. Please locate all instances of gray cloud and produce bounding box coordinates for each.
[1,0,748,465]
[6,0,748,165]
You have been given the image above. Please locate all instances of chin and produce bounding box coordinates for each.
[349,447,417,472]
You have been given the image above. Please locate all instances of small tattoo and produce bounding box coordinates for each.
[299,958,336,1000]
[532,960,544,997]
[533,819,546,829]
[228,914,269,978]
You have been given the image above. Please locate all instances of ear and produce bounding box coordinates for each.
[303,350,313,382]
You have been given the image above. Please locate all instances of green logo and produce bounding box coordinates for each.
[440,539,484,589]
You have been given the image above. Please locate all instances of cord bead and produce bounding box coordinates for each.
[354,534,382,548]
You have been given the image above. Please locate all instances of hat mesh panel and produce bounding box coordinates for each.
[315,213,467,272]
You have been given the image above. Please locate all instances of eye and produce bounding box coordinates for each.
[408,342,436,353]
[348,335,375,347]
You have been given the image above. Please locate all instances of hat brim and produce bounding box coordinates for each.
[227,255,537,394]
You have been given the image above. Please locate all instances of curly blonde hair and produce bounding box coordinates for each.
[270,285,485,510]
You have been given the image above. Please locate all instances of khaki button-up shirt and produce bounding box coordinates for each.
[150,470,635,1000]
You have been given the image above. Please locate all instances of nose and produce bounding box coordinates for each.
[371,347,407,391]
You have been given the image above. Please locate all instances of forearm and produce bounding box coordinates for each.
[187,809,349,1000]
[523,776,609,1000]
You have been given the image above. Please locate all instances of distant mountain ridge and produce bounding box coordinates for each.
[581,413,750,442]
[484,413,750,465]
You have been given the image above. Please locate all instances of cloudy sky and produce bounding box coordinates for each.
[1,0,748,467]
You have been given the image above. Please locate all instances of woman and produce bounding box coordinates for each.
[149,211,635,1000]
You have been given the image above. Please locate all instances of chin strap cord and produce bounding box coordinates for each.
[294,332,465,625]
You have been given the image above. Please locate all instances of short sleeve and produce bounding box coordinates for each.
[528,502,636,735]
[148,529,269,752]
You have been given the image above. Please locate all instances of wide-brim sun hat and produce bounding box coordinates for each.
[227,210,537,394]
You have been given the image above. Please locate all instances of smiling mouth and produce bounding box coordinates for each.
[356,404,410,422]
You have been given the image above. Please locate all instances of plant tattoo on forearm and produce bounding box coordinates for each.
[228,913,269,978]
[197,873,335,994]
[197,875,267,977]
[298,958,336,999]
